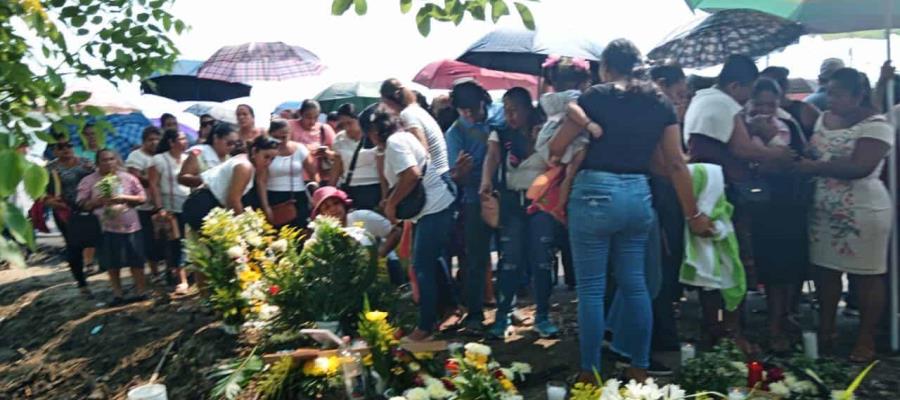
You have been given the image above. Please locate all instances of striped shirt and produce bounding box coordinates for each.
[400,105,449,175]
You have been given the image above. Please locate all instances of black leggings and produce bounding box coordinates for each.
[55,215,87,287]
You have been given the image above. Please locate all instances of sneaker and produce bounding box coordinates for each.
[647,359,674,377]
[534,319,559,338]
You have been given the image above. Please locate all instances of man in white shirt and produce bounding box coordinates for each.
[683,54,792,356]
[125,126,163,279]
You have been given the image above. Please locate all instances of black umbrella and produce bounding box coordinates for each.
[457,28,605,76]
[647,9,805,68]
[140,60,252,102]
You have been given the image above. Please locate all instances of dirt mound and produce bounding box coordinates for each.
[0,267,240,400]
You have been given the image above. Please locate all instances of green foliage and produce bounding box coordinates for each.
[678,341,747,395]
[0,0,183,264]
[331,0,539,36]
[256,357,301,400]
[209,348,264,400]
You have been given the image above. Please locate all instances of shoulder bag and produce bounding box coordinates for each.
[339,135,366,192]
[391,162,427,220]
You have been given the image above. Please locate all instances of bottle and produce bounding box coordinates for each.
[340,337,366,399]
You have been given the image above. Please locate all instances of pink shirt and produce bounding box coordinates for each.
[77,171,145,234]
[288,120,335,148]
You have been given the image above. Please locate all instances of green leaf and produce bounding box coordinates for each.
[71,15,87,28]
[77,28,89,36]
[174,20,186,34]
[331,0,354,15]
[91,15,102,24]
[0,236,26,268]
[2,200,35,249]
[400,0,412,13]
[22,117,42,128]
[416,6,433,36]
[490,0,509,23]
[23,163,48,200]
[514,2,535,30]
[353,0,367,15]
[0,150,24,198]
[842,361,879,399]
[468,2,486,21]
[60,6,79,17]
[137,13,149,23]
[67,91,91,105]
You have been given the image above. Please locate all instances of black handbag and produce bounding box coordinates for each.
[392,163,428,220]
[67,212,102,249]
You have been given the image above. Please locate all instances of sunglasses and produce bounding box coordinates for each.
[201,120,215,127]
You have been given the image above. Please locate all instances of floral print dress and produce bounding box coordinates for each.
[808,114,894,275]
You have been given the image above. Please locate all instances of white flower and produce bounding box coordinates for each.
[769,381,791,397]
[404,387,429,400]
[464,342,491,357]
[499,394,522,400]
[499,368,513,380]
[409,362,421,372]
[509,362,531,375]
[600,379,623,400]
[270,239,288,253]
[447,342,464,354]
[622,379,662,400]
[226,246,244,259]
[258,304,280,321]
[388,397,406,400]
[660,384,686,400]
[425,379,452,399]
[246,234,262,248]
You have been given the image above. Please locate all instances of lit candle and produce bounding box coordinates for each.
[728,387,747,400]
[680,343,696,365]
[802,331,818,360]
[747,361,764,389]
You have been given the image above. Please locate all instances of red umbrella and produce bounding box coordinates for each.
[413,59,538,97]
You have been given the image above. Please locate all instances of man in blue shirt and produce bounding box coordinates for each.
[804,58,843,111]
[444,80,504,333]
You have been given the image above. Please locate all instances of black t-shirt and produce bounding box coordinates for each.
[577,83,678,174]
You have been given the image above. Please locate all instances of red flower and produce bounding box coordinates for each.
[441,378,456,391]
[493,370,506,379]
[393,329,404,340]
[268,285,281,296]
[445,359,459,374]
[767,367,785,382]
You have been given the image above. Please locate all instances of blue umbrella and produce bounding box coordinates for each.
[273,101,302,115]
[457,28,605,76]
[141,60,252,102]
[68,112,152,157]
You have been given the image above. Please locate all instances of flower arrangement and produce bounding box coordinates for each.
[439,342,530,400]
[570,378,686,400]
[94,173,122,221]
[187,207,275,326]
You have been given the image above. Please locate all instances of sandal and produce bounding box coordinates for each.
[173,283,190,296]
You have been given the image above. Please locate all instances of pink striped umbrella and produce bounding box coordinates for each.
[414,59,538,98]
[197,42,326,83]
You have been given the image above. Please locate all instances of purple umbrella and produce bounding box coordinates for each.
[197,42,326,83]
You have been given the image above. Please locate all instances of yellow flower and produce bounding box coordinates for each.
[413,352,434,360]
[499,378,516,392]
[238,268,261,286]
[363,354,373,366]
[365,311,388,322]
[303,356,341,376]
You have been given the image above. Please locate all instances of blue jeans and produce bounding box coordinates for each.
[568,170,654,371]
[413,206,455,332]
[496,191,557,323]
[462,201,493,324]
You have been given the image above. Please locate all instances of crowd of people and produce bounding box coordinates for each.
[31,37,898,383]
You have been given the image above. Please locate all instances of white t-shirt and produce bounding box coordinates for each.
[151,152,190,213]
[347,209,393,239]
[399,105,449,175]
[125,148,155,211]
[683,87,743,145]
[383,131,455,221]
[202,155,253,205]
[266,145,309,192]
[333,131,380,187]
[488,130,548,191]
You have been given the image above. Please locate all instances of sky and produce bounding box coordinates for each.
[32,0,900,122]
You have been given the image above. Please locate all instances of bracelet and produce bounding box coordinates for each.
[686,211,703,221]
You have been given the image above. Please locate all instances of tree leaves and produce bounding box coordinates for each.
[335,0,537,35]
[23,163,49,200]
[331,0,354,15]
[1,201,35,250]
[514,1,535,30]
[0,150,25,198]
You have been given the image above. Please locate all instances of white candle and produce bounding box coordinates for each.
[680,343,696,365]
[546,382,567,400]
[728,388,747,400]
[803,331,818,359]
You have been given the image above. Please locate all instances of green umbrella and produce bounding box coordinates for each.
[685,0,900,33]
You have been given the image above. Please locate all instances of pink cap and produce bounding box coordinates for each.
[311,186,352,218]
